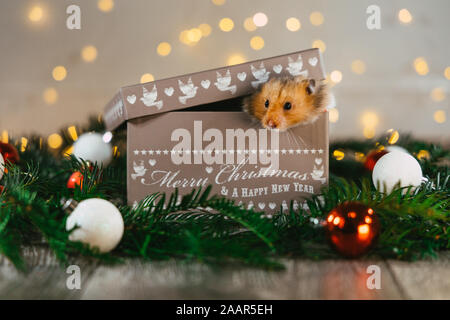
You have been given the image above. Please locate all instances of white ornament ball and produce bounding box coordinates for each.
[72,133,112,166]
[66,198,124,253]
[0,153,4,181]
[372,151,423,194]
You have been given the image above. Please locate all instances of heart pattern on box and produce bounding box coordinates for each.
[273,64,283,74]
[148,159,157,166]
[164,87,174,96]
[308,57,318,67]
[237,72,247,81]
[127,95,137,104]
[269,202,276,210]
[205,166,213,174]
[315,158,322,165]
[258,202,266,210]
[201,80,211,89]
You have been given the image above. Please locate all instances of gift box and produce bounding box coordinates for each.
[103,48,329,212]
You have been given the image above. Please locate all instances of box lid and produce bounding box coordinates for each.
[103,48,326,131]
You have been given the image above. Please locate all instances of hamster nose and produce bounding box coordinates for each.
[267,120,277,129]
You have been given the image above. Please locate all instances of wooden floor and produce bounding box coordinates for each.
[0,247,449,299]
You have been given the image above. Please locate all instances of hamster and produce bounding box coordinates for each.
[243,76,329,131]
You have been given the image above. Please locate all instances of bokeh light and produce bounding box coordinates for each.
[227,54,246,66]
[309,11,324,26]
[398,9,413,24]
[68,126,78,141]
[253,12,268,27]
[212,0,226,5]
[81,45,98,62]
[286,17,301,31]
[157,42,171,56]
[430,87,446,102]
[417,150,431,160]
[387,130,400,144]
[28,6,44,22]
[329,108,339,123]
[21,137,28,152]
[433,110,446,123]
[43,88,58,105]
[351,60,366,75]
[250,36,265,50]
[48,133,63,149]
[330,70,343,83]
[187,28,202,42]
[413,57,429,76]
[445,67,450,80]
[312,39,326,53]
[361,111,379,128]
[98,0,114,12]
[198,23,212,37]
[363,127,376,139]
[140,73,154,83]
[244,17,257,31]
[219,18,234,32]
[52,66,67,81]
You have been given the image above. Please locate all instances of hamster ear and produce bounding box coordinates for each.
[306,79,316,95]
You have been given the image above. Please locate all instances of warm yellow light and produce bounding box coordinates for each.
[363,127,376,139]
[52,66,67,81]
[368,208,374,215]
[1,131,8,143]
[433,110,446,123]
[68,126,78,141]
[361,111,379,128]
[365,216,372,224]
[327,214,334,223]
[81,45,98,62]
[157,42,171,56]
[430,87,446,102]
[20,137,28,152]
[445,67,450,80]
[253,12,268,27]
[187,28,202,42]
[398,9,413,24]
[250,36,264,50]
[355,152,365,162]
[63,145,74,157]
[179,30,191,45]
[413,57,429,76]
[417,150,431,160]
[198,23,212,37]
[329,108,339,123]
[212,0,226,5]
[388,130,399,144]
[244,17,257,32]
[43,88,58,105]
[286,17,301,31]
[348,212,357,219]
[309,11,324,26]
[140,73,154,83]
[333,217,341,226]
[219,18,234,32]
[312,39,326,53]
[351,60,366,75]
[48,133,63,149]
[330,70,342,83]
[28,6,43,22]
[98,0,114,12]
[227,54,246,66]
[333,149,345,161]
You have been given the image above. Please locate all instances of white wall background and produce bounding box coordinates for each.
[0,0,448,142]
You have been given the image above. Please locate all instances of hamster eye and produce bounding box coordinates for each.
[264,99,269,108]
[284,102,292,110]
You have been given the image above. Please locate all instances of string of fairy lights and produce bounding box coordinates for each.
[1,0,448,161]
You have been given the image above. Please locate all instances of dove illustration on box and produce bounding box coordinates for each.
[103,48,329,212]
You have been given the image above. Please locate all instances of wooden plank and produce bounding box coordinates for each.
[81,259,403,299]
[386,252,450,299]
[0,246,95,299]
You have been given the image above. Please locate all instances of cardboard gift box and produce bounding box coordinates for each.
[103,48,329,212]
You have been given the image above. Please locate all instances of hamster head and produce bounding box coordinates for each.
[243,76,329,131]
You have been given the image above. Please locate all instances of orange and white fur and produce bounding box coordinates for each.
[243,76,329,131]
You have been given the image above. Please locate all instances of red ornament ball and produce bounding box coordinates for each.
[67,171,84,189]
[364,149,388,171]
[0,142,20,165]
[325,201,380,258]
